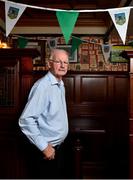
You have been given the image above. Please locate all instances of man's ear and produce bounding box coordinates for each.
[47,61,51,69]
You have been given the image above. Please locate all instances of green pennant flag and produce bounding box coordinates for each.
[56,11,79,44]
[18,37,28,48]
[72,36,82,54]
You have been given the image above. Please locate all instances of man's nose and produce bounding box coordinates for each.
[60,62,65,67]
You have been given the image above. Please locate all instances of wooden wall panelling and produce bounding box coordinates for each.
[121,51,133,179]
[0,49,40,178]
[123,51,133,178]
[130,73,133,178]
[63,72,129,179]
[63,75,76,104]
[130,75,133,118]
[19,56,34,109]
[0,48,129,179]
[79,75,108,115]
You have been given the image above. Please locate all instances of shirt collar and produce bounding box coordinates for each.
[47,71,64,86]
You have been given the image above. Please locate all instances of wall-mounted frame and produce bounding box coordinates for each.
[25,41,45,66]
[110,45,133,63]
[12,39,45,66]
[57,45,78,62]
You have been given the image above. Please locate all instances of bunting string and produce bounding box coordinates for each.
[0,0,132,12]
[12,34,124,46]
[12,34,102,45]
[1,0,133,44]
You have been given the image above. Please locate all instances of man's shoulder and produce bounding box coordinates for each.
[32,73,51,89]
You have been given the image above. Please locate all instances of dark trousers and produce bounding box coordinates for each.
[38,144,66,179]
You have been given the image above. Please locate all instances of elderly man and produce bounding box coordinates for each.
[19,49,69,178]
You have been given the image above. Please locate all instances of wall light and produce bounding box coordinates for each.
[0,40,10,48]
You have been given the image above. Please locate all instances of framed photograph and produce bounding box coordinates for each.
[110,45,133,63]
[57,45,77,62]
[25,41,45,66]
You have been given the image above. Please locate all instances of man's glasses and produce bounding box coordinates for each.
[50,59,69,65]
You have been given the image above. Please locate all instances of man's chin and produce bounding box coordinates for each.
[59,71,67,75]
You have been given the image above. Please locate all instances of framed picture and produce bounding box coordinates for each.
[110,45,133,63]
[13,38,45,66]
[25,41,45,66]
[57,45,77,62]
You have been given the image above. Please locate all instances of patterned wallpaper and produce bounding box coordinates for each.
[33,35,130,72]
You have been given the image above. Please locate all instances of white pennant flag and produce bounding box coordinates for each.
[108,8,130,44]
[5,1,26,37]
[101,44,112,63]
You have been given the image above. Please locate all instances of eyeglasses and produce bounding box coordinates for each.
[50,59,69,65]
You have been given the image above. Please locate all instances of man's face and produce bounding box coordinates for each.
[48,51,69,80]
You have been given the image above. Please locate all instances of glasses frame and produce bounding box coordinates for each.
[50,59,69,65]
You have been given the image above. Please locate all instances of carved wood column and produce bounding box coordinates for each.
[122,51,133,178]
[74,138,83,178]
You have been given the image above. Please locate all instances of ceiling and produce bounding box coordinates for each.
[0,0,133,40]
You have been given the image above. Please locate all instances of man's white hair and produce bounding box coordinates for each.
[49,48,69,60]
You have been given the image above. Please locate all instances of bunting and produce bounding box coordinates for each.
[0,0,132,44]
[108,7,130,44]
[5,1,26,37]
[71,36,82,54]
[47,38,58,49]
[101,44,112,63]
[56,11,79,44]
[18,37,28,48]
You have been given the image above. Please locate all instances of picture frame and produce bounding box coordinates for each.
[110,45,133,63]
[57,45,78,62]
[25,41,45,66]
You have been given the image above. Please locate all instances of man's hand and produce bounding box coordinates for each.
[42,144,55,160]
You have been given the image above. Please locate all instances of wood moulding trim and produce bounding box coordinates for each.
[12,26,107,35]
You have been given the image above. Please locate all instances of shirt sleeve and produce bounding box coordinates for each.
[19,81,49,151]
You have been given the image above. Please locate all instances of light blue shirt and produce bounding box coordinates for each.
[19,71,68,151]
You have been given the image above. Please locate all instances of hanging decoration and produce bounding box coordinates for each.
[108,7,131,44]
[0,0,132,44]
[71,36,83,54]
[18,36,28,48]
[101,44,112,63]
[56,11,79,44]
[47,38,58,49]
[5,1,26,37]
